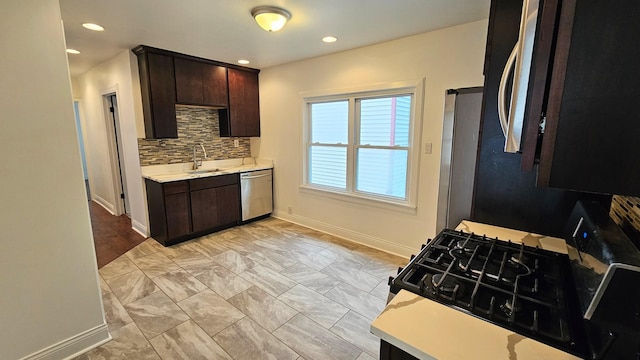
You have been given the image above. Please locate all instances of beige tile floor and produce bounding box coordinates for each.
[76,217,407,360]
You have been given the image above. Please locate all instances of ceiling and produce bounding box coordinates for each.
[60,0,491,77]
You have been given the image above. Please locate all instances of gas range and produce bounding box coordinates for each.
[387,201,640,359]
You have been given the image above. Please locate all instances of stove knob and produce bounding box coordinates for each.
[410,254,415,261]
[397,267,403,274]
[421,244,426,249]
[388,276,395,285]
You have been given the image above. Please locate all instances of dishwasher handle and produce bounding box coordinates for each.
[240,173,271,180]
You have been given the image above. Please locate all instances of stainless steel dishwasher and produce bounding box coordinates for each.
[240,169,273,222]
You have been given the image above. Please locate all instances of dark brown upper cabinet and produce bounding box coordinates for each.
[132,45,260,139]
[219,68,261,137]
[133,47,178,139]
[175,57,228,107]
[520,0,640,197]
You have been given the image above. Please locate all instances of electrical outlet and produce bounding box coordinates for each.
[233,139,239,147]
[287,205,293,215]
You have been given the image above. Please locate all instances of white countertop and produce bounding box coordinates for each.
[141,158,273,183]
[370,220,579,360]
[371,290,580,360]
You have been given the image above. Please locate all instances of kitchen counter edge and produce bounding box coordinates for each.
[142,164,273,183]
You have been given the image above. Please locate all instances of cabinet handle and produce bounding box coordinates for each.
[498,44,518,139]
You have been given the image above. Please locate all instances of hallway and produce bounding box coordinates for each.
[90,201,146,268]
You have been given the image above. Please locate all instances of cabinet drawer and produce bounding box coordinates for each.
[163,181,188,195]
[189,174,238,191]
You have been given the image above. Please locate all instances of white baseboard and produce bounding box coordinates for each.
[92,195,115,215]
[131,218,148,238]
[20,323,111,360]
[272,210,412,258]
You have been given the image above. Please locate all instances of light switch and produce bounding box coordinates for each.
[424,143,432,154]
[233,139,239,147]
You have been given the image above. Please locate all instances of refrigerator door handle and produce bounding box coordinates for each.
[498,43,518,140]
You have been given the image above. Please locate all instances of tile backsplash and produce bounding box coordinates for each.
[609,195,640,240]
[138,106,251,166]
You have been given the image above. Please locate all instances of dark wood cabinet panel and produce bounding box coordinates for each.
[135,50,177,139]
[165,192,191,239]
[190,174,239,232]
[216,184,240,226]
[146,173,241,246]
[175,58,228,107]
[520,0,640,196]
[537,0,640,196]
[520,0,559,171]
[190,188,218,233]
[220,68,260,137]
[145,179,191,245]
[134,45,259,139]
[175,57,204,105]
[471,0,611,237]
[163,181,188,195]
[189,174,237,191]
[203,63,228,106]
[380,340,418,360]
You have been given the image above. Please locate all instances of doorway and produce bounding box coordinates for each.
[436,87,484,231]
[103,93,130,216]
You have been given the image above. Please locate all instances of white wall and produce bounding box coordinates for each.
[257,20,488,256]
[75,50,148,236]
[0,0,109,359]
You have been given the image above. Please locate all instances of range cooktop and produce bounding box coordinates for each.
[389,229,588,357]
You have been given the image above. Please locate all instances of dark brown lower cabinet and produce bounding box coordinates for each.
[380,340,418,360]
[145,174,240,246]
[164,192,191,239]
[216,185,240,226]
[190,187,218,233]
[146,179,191,245]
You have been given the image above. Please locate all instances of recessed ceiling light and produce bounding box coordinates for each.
[82,23,104,31]
[322,36,338,43]
[66,49,81,54]
[238,59,250,65]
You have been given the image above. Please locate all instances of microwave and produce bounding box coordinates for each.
[497,0,539,153]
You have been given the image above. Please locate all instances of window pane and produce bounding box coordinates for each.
[311,101,348,144]
[309,145,346,189]
[360,96,411,146]
[356,148,407,198]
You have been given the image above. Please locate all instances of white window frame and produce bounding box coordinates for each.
[300,79,425,212]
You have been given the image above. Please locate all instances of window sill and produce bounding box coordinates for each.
[299,185,418,215]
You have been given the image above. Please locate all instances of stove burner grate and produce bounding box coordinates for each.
[390,229,582,356]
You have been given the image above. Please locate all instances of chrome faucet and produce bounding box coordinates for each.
[192,143,208,170]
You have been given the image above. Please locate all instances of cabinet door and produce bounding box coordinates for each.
[190,187,219,232]
[216,184,240,226]
[471,0,609,237]
[145,53,177,138]
[203,64,228,106]
[165,192,191,239]
[175,57,204,105]
[537,0,640,196]
[223,68,260,137]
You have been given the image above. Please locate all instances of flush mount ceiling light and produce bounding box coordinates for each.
[82,23,104,31]
[66,48,81,54]
[322,36,338,43]
[251,6,291,32]
[238,59,250,65]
